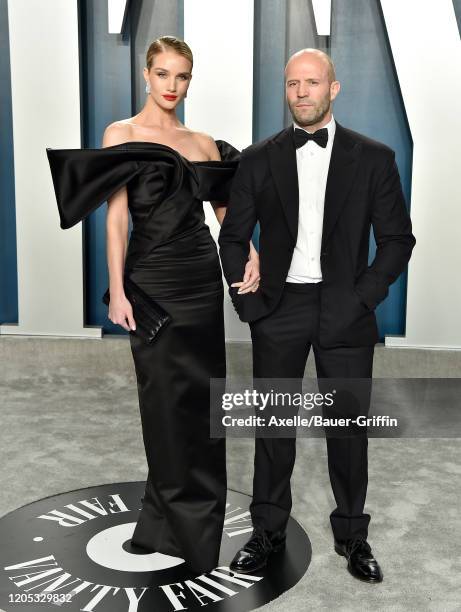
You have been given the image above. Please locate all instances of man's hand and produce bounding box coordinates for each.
[231,242,260,294]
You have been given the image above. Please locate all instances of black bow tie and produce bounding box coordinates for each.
[294,127,328,149]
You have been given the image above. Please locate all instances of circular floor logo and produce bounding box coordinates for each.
[0,482,311,611]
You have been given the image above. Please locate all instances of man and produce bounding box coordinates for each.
[218,48,415,583]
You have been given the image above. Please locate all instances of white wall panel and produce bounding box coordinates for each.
[1,0,101,338]
[381,0,461,349]
[184,0,254,341]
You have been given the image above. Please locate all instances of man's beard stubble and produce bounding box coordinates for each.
[289,93,331,128]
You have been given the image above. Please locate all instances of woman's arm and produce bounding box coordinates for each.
[231,236,260,294]
[102,123,136,331]
[200,135,260,294]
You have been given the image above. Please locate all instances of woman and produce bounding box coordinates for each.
[47,35,259,574]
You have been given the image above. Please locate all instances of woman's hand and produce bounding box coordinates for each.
[108,294,136,332]
[231,242,260,294]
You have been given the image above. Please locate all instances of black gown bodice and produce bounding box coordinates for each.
[46,140,240,274]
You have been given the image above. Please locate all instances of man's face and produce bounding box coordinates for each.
[285,55,338,128]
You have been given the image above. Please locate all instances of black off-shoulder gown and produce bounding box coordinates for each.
[46,140,240,574]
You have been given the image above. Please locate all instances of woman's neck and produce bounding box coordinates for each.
[134,96,182,130]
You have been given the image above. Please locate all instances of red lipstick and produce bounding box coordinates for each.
[163,95,177,101]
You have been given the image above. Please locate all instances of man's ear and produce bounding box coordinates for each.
[330,80,341,101]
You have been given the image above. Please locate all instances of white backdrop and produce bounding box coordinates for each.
[381,0,461,349]
[0,0,101,338]
[184,0,254,342]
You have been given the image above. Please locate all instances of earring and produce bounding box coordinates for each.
[145,81,151,94]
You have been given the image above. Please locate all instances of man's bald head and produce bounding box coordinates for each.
[285,48,336,84]
[284,48,340,130]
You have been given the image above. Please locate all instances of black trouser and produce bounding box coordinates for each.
[249,281,374,541]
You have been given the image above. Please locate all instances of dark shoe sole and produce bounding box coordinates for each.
[229,558,268,574]
[229,541,286,574]
[334,544,383,583]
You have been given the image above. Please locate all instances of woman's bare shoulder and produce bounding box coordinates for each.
[191,130,221,161]
[102,120,133,147]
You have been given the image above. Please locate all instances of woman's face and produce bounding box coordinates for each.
[144,50,192,109]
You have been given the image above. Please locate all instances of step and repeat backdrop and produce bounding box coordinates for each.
[0,0,460,346]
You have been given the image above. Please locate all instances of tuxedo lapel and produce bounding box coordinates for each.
[321,122,362,249]
[268,127,299,242]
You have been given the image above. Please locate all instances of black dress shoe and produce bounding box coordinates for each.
[334,537,383,582]
[230,528,286,573]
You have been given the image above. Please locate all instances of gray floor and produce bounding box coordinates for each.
[1,336,460,611]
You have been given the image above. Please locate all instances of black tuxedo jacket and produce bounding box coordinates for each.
[218,122,416,348]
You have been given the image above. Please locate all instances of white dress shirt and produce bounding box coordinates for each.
[286,115,336,283]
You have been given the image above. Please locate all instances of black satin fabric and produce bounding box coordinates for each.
[47,140,240,573]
